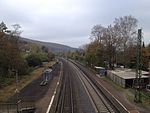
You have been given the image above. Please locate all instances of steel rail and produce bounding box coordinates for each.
[56,60,75,113]
[80,70,115,113]
[71,59,129,113]
[76,69,99,113]
[70,60,119,113]
[69,72,74,113]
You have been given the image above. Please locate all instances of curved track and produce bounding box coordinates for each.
[71,60,129,113]
[70,61,116,113]
[54,58,124,113]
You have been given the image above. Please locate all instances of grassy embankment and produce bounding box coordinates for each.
[0,61,55,102]
[103,77,150,110]
[125,88,150,110]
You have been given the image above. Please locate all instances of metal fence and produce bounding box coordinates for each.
[0,100,36,113]
[0,103,17,113]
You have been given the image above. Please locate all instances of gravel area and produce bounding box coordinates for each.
[35,75,60,113]
[35,63,61,113]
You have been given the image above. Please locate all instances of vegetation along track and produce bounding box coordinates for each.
[70,60,128,113]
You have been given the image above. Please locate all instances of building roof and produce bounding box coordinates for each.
[44,69,52,73]
[95,66,105,69]
[110,69,149,79]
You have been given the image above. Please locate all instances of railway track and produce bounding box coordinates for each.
[70,60,130,113]
[78,71,115,113]
[70,61,116,113]
[53,59,127,113]
[55,61,74,113]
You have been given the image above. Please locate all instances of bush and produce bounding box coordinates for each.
[38,52,49,62]
[0,76,14,87]
[48,52,55,61]
[26,53,42,67]
[18,58,30,75]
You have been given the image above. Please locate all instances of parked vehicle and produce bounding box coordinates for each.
[146,83,150,91]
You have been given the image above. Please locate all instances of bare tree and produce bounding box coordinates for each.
[87,15,138,69]
[11,24,23,37]
[90,25,105,43]
[114,15,138,67]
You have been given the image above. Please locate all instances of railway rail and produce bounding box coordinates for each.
[70,61,116,113]
[53,59,129,113]
[71,60,129,113]
[54,61,74,113]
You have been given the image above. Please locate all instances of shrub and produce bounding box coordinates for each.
[26,53,42,67]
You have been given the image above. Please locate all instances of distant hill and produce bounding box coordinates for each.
[20,38,77,53]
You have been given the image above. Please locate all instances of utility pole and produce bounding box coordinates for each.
[15,70,19,112]
[134,29,142,103]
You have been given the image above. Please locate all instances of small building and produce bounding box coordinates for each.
[43,68,52,81]
[107,69,149,88]
[95,66,107,76]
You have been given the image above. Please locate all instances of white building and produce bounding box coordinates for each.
[107,69,149,88]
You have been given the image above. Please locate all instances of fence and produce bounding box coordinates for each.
[0,100,36,113]
[0,103,17,113]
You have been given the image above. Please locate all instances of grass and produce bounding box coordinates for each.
[125,88,150,110]
[140,91,150,108]
[125,89,134,102]
[101,75,150,109]
[0,61,55,102]
[102,76,150,110]
[102,76,123,92]
[0,77,15,87]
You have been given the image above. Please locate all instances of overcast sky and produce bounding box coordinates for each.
[0,0,150,47]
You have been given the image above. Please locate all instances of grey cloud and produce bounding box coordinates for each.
[0,0,150,47]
